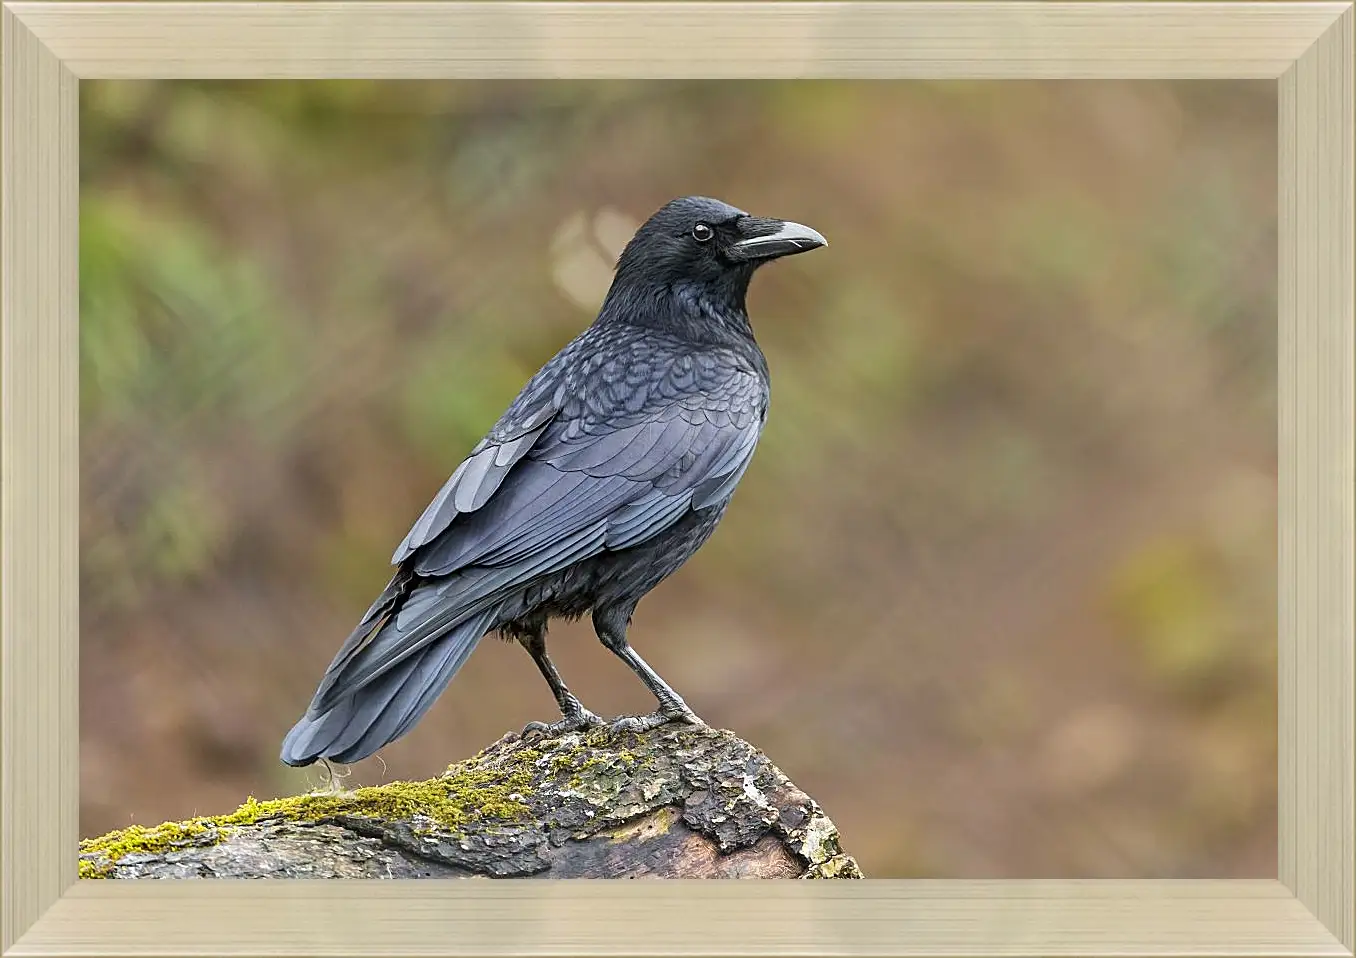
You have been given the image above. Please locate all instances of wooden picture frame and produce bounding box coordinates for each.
[3,2,1352,955]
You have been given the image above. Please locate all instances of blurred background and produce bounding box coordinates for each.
[79,80,1277,878]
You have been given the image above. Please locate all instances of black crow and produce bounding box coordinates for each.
[280,196,826,767]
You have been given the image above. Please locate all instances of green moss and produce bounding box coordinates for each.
[560,747,642,794]
[78,817,231,878]
[583,727,614,749]
[804,854,863,879]
[79,858,114,879]
[594,749,638,769]
[507,747,543,766]
[80,758,537,878]
[547,750,579,775]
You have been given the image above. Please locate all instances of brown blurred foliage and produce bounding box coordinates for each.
[79,80,1277,878]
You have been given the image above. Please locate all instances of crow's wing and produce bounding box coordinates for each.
[390,403,557,563]
[411,355,766,577]
[388,329,606,563]
[308,352,766,708]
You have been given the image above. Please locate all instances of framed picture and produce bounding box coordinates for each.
[3,2,1352,955]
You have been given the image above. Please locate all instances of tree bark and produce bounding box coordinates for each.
[80,724,863,880]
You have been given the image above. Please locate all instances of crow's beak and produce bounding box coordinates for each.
[729,216,828,262]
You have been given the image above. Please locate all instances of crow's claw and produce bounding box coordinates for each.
[607,705,705,735]
[521,708,605,743]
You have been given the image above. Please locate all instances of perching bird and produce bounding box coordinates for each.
[280,196,826,767]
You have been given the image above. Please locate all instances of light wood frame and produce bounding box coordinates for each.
[2,2,1352,955]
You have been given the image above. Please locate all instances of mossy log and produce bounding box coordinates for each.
[81,725,863,880]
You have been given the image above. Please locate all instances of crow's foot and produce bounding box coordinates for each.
[607,704,705,734]
[521,706,605,742]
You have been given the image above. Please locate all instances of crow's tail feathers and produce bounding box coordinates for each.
[279,603,499,767]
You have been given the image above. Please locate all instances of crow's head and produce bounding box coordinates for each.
[609,196,826,311]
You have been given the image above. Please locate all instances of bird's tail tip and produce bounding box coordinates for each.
[278,715,325,767]
[278,603,501,769]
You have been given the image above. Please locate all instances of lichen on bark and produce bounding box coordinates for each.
[80,724,863,880]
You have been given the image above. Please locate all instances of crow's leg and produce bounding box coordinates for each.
[592,604,705,733]
[518,629,604,740]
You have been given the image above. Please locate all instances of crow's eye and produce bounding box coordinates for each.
[691,223,714,243]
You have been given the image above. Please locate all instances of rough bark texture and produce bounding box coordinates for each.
[80,725,863,880]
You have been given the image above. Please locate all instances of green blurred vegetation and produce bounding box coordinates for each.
[80,80,1277,878]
